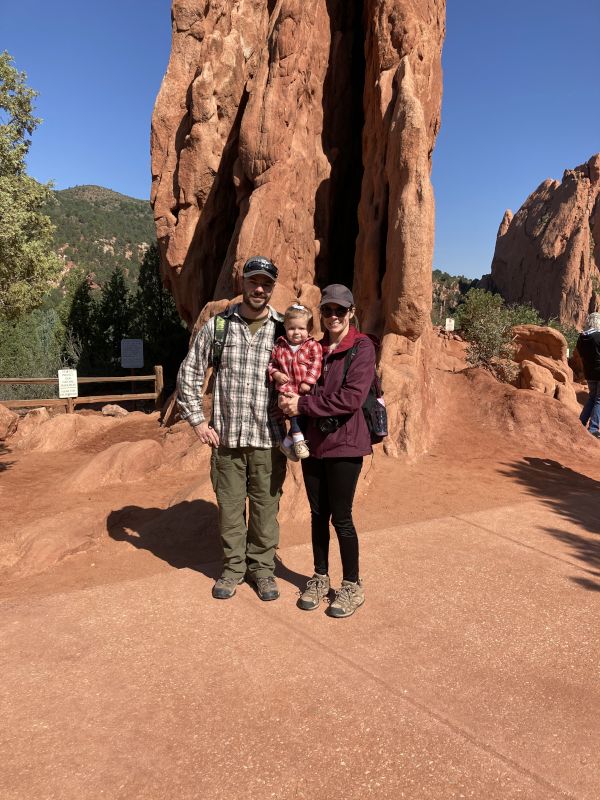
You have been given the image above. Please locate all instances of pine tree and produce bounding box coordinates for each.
[95,266,131,370]
[0,51,62,318]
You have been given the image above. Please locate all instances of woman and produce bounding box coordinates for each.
[576,311,600,438]
[279,284,376,618]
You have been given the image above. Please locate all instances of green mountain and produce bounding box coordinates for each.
[44,185,155,287]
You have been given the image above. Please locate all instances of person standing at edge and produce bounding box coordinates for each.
[576,311,600,439]
[177,256,287,601]
[279,284,376,618]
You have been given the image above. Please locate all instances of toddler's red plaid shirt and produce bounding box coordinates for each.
[268,337,323,394]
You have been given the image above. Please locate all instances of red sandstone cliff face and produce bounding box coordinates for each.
[490,154,600,328]
[151,1,445,454]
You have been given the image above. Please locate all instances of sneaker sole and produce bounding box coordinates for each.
[297,598,321,611]
[327,596,365,618]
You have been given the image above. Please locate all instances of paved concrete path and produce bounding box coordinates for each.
[1,499,599,799]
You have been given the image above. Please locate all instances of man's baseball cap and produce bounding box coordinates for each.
[319,284,354,308]
[242,256,278,281]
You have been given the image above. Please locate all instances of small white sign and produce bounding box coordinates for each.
[58,369,78,398]
[445,317,455,332]
[121,338,144,369]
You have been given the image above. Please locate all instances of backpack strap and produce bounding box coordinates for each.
[212,312,284,373]
[341,343,360,386]
[211,313,229,373]
[341,340,383,397]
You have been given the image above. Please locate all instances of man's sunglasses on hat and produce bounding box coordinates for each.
[242,257,279,281]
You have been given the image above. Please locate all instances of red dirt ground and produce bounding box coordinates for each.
[2,368,600,798]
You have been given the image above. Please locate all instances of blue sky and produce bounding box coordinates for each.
[2,0,599,279]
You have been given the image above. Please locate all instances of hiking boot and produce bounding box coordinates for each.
[297,573,330,611]
[328,580,365,618]
[279,441,299,461]
[293,439,310,459]
[249,574,280,601]
[212,575,243,600]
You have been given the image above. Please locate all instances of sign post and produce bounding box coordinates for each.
[445,318,455,332]
[58,369,78,414]
[121,339,144,410]
[120,339,144,369]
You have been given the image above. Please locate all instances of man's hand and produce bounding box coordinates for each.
[193,421,220,447]
[278,392,300,416]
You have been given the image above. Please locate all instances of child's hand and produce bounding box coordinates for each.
[273,371,289,386]
[298,381,311,394]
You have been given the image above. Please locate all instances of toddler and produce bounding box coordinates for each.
[269,304,322,460]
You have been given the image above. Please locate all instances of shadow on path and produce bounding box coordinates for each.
[500,457,600,591]
[107,501,309,590]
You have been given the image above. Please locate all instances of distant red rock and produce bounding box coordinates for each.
[490,154,600,327]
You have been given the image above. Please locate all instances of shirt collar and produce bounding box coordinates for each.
[226,303,283,322]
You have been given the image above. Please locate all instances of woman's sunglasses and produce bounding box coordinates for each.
[321,305,349,318]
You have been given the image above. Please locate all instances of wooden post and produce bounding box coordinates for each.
[130,367,136,411]
[154,365,164,410]
[66,397,75,414]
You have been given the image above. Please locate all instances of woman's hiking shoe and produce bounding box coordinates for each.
[328,580,365,618]
[212,575,243,599]
[293,439,310,459]
[248,574,280,601]
[297,573,330,610]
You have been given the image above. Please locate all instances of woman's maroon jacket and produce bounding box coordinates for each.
[297,326,376,458]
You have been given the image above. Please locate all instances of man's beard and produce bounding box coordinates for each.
[243,291,269,311]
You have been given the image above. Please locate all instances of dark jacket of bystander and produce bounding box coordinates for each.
[576,329,600,381]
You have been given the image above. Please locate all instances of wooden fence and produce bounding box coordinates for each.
[0,366,164,413]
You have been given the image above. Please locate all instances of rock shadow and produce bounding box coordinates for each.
[0,441,14,472]
[500,457,600,591]
[106,500,310,590]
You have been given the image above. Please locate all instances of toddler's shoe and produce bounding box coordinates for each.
[279,441,299,461]
[293,439,310,459]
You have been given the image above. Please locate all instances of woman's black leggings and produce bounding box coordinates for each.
[301,456,363,583]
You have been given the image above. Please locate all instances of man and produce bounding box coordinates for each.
[177,256,286,600]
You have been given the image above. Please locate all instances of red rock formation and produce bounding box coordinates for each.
[511,325,579,414]
[152,1,445,454]
[490,154,600,328]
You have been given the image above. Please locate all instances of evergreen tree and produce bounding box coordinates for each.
[132,244,188,389]
[95,266,131,370]
[0,51,62,318]
[64,272,97,373]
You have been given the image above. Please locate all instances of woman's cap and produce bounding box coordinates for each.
[319,284,354,308]
[242,256,278,281]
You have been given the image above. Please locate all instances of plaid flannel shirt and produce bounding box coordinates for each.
[177,304,284,448]
[268,337,323,394]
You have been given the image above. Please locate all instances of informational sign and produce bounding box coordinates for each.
[445,317,455,332]
[121,338,144,369]
[58,369,78,398]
